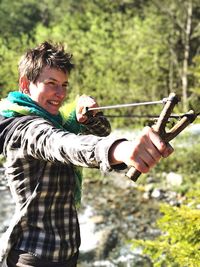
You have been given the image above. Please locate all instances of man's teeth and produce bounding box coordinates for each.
[49,101,59,105]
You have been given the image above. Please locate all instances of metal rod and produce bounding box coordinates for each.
[104,114,179,119]
[103,112,198,119]
[86,98,168,112]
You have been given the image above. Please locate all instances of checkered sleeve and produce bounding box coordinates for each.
[11,117,126,173]
[82,112,111,137]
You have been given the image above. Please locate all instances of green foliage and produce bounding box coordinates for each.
[0,155,5,166]
[131,132,200,266]
[149,132,200,187]
[0,35,34,98]
[0,2,199,264]
[0,0,42,38]
[0,0,200,125]
[189,55,200,112]
[0,0,200,123]
[32,5,175,127]
[131,191,200,267]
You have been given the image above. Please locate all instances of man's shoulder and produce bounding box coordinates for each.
[0,115,49,153]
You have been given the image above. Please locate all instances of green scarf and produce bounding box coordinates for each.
[0,91,85,205]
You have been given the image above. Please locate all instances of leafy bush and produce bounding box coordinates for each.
[149,131,200,185]
[131,186,200,267]
[131,131,200,266]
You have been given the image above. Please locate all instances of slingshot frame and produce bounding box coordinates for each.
[126,92,197,182]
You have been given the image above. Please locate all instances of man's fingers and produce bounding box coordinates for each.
[162,143,174,158]
[137,126,174,170]
[76,95,100,123]
[146,127,166,152]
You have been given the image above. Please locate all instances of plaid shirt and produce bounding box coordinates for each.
[0,114,125,263]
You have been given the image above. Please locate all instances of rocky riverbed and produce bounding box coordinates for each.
[77,169,185,267]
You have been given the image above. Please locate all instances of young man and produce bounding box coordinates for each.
[0,41,173,267]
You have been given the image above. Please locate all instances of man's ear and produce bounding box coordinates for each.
[19,76,30,94]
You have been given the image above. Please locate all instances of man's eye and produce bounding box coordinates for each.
[48,81,56,85]
[63,84,69,89]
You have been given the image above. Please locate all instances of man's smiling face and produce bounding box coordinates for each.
[27,66,69,115]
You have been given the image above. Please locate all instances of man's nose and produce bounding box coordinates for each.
[55,85,65,97]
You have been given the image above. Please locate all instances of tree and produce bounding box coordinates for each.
[151,0,200,111]
[0,0,199,120]
[0,0,42,39]
[0,35,34,98]
[33,5,172,123]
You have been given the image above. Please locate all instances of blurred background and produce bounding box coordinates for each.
[0,0,200,266]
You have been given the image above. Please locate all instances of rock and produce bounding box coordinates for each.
[90,215,104,224]
[142,192,150,200]
[166,172,183,187]
[151,188,162,199]
[144,184,154,193]
[95,227,119,260]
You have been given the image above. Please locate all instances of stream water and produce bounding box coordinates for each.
[77,173,161,267]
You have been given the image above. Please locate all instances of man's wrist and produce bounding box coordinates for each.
[109,140,129,165]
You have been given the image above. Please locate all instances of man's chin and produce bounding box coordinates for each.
[46,106,60,115]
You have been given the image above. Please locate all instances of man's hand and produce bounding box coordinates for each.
[76,94,99,123]
[109,126,174,173]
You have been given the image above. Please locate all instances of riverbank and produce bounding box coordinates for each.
[77,169,185,266]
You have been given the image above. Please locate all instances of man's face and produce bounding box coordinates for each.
[27,66,69,115]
